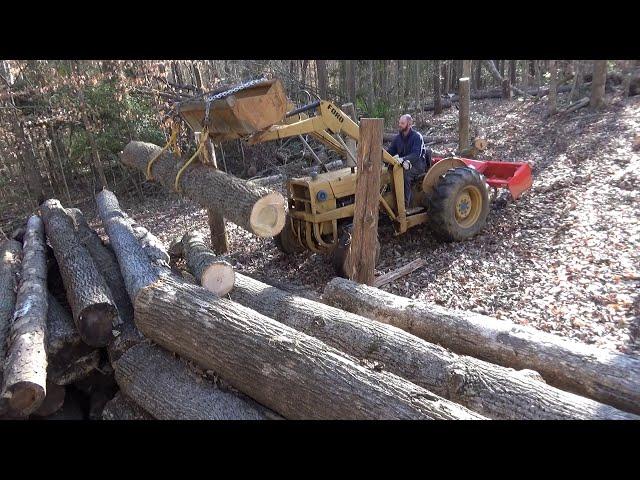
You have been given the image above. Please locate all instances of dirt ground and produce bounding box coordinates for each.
[97,91,640,355]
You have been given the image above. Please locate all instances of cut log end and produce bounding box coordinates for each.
[202,264,236,297]
[32,382,65,417]
[7,383,46,415]
[249,191,286,237]
[79,304,117,347]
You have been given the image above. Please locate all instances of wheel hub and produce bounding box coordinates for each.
[454,186,482,228]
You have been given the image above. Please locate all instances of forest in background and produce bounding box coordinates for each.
[1,59,638,234]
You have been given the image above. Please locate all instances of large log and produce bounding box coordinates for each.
[0,239,22,382]
[40,199,117,347]
[65,208,134,324]
[120,141,286,237]
[136,275,484,420]
[98,189,483,419]
[324,277,640,415]
[114,343,277,420]
[102,391,154,420]
[228,273,636,419]
[0,215,48,416]
[180,231,235,297]
[46,293,100,385]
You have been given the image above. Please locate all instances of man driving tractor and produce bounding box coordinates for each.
[386,114,430,208]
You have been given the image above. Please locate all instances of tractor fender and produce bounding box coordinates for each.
[421,157,469,195]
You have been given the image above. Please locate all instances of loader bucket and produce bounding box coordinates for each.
[433,157,533,200]
[176,78,289,142]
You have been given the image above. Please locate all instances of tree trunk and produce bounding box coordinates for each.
[0,239,21,383]
[509,59,516,85]
[323,277,640,415]
[65,208,134,324]
[548,59,558,116]
[502,79,511,99]
[180,231,235,297]
[0,215,48,416]
[226,274,636,419]
[316,60,328,99]
[120,141,286,238]
[99,190,482,420]
[433,60,442,115]
[40,199,117,347]
[346,60,356,105]
[397,60,404,109]
[347,118,382,285]
[367,60,375,112]
[570,60,584,101]
[458,78,470,153]
[102,391,154,420]
[590,60,607,109]
[114,343,277,420]
[45,293,100,385]
[77,90,108,190]
[482,60,529,97]
[474,60,481,90]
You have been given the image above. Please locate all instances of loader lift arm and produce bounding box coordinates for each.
[247,100,410,223]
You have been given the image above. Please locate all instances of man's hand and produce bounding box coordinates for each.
[401,158,412,170]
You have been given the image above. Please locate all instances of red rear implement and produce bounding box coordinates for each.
[432,157,533,200]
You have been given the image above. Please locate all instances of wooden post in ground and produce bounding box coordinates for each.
[196,131,229,254]
[458,77,471,153]
[347,118,382,286]
[341,103,358,167]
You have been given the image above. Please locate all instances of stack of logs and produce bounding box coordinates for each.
[1,186,639,419]
[1,137,639,420]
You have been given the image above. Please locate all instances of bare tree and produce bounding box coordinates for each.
[433,60,442,115]
[590,60,607,109]
[316,60,328,99]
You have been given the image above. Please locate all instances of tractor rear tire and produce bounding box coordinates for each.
[332,224,380,278]
[273,218,305,254]
[425,166,489,242]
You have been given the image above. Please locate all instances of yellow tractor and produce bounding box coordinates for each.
[176,78,533,274]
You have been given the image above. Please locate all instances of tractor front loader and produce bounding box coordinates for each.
[174,78,533,275]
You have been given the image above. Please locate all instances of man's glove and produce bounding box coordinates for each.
[392,154,411,170]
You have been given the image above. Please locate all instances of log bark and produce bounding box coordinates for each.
[348,118,383,285]
[102,391,154,420]
[0,215,48,416]
[135,275,484,420]
[0,239,22,381]
[180,232,235,297]
[114,342,277,420]
[228,273,636,420]
[561,97,590,116]
[40,199,116,347]
[93,190,152,363]
[100,190,482,420]
[120,141,286,237]
[323,277,640,415]
[65,208,134,324]
[46,293,100,385]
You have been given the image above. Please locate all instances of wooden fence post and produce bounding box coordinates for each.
[347,118,383,286]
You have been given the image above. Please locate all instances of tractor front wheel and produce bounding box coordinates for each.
[426,166,489,241]
[273,218,305,254]
[332,224,380,278]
